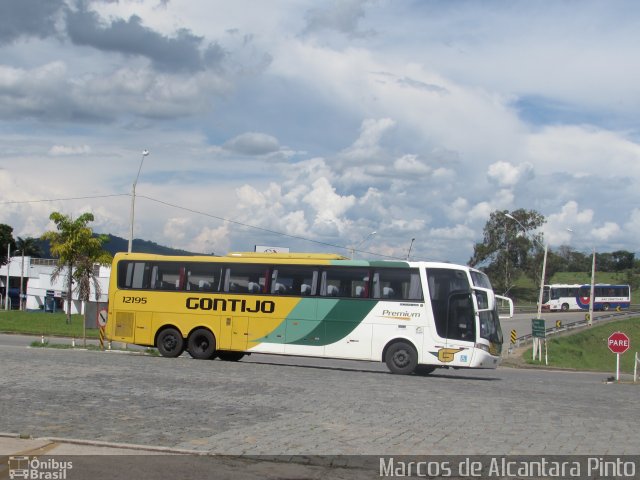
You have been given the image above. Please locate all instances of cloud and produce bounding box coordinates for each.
[303,177,356,235]
[393,154,430,176]
[525,125,640,178]
[303,0,372,37]
[224,132,280,156]
[48,144,91,156]
[0,62,230,122]
[591,222,621,242]
[65,5,224,72]
[487,161,534,187]
[0,0,64,45]
[339,118,395,163]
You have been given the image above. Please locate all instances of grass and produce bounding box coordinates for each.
[523,316,640,373]
[0,310,100,338]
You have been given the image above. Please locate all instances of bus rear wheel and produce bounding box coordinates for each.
[561,303,569,311]
[384,341,418,375]
[157,328,184,358]
[217,351,245,362]
[602,303,610,311]
[187,328,216,360]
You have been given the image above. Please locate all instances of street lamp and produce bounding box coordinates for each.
[504,213,548,319]
[128,149,150,253]
[17,249,24,311]
[566,228,595,326]
[350,231,376,259]
[406,238,415,261]
[4,244,9,310]
[588,248,596,326]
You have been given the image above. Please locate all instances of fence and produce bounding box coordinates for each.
[510,309,640,347]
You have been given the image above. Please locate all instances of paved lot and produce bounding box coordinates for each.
[0,340,638,459]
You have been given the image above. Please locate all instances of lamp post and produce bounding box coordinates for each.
[350,231,376,259]
[504,213,547,319]
[566,228,595,326]
[406,238,415,261]
[17,250,24,311]
[588,248,595,326]
[4,244,9,310]
[128,149,150,253]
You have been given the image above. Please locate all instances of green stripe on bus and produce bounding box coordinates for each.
[290,299,377,346]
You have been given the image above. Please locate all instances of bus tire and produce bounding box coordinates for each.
[217,351,245,362]
[602,303,610,311]
[561,303,569,311]
[384,341,418,375]
[157,327,184,358]
[187,328,216,360]
[415,365,436,375]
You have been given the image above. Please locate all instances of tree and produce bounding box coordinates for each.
[41,212,112,323]
[0,224,16,265]
[16,236,44,258]
[611,250,635,272]
[469,209,545,295]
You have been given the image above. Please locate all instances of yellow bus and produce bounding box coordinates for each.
[106,251,512,374]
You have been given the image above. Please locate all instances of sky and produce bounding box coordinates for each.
[1,0,639,265]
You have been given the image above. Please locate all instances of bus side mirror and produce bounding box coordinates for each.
[495,295,514,319]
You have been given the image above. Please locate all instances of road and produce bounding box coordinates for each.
[500,310,632,343]
[0,334,637,459]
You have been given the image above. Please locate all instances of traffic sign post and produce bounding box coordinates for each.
[608,331,630,381]
[531,319,547,365]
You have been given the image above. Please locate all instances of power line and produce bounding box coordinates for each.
[0,194,129,204]
[0,192,404,260]
[139,195,403,260]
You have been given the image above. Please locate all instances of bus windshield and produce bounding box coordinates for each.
[475,289,503,346]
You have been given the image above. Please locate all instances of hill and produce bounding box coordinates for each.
[35,234,197,258]
[100,234,197,256]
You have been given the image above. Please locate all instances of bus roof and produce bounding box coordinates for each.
[226,252,348,260]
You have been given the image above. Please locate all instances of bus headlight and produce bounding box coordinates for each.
[475,343,500,356]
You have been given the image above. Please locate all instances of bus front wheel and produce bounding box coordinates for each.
[415,365,436,375]
[561,303,569,311]
[384,341,418,375]
[187,328,216,360]
[157,328,185,358]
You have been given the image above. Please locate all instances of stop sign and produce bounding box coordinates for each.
[608,331,630,354]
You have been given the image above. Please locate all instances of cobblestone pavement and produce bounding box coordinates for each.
[0,343,637,457]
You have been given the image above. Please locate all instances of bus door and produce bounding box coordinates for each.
[442,290,476,366]
[219,316,249,351]
[426,267,476,367]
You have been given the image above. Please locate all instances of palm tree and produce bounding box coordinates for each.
[41,212,112,324]
[16,236,44,258]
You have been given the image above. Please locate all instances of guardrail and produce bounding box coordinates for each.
[511,309,640,347]
[510,304,640,314]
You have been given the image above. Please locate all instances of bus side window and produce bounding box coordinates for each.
[372,268,423,301]
[321,268,370,298]
[186,263,220,292]
[225,264,268,294]
[270,266,318,296]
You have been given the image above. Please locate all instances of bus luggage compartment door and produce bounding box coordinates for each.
[219,316,249,351]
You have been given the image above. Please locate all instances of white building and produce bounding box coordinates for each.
[0,256,110,314]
